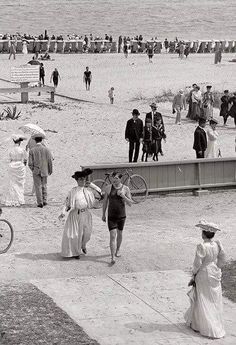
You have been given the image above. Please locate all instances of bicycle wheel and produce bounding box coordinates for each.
[0,219,14,254]
[128,174,148,203]
[91,179,109,209]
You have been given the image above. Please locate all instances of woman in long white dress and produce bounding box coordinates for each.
[185,220,226,339]
[2,134,27,206]
[22,40,28,54]
[59,169,101,259]
[206,119,220,158]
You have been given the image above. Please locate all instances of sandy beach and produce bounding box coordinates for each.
[1,52,236,199]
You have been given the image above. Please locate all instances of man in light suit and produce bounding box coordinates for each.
[28,134,53,208]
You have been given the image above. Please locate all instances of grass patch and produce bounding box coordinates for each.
[0,283,100,345]
[222,260,236,303]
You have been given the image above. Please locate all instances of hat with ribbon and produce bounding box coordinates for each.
[72,168,93,180]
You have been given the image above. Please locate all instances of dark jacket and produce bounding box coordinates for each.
[193,126,207,152]
[125,118,143,141]
[146,111,164,129]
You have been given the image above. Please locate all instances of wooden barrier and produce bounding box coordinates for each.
[82,157,236,195]
[0,85,55,103]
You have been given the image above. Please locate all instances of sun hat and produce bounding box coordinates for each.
[72,168,93,180]
[195,220,221,233]
[132,109,140,116]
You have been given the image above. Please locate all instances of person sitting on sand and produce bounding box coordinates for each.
[102,171,133,264]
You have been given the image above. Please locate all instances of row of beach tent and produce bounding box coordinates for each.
[0,39,236,54]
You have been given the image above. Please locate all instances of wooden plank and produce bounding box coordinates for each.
[0,86,55,94]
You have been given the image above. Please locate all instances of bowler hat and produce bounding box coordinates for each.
[206,85,212,89]
[132,109,140,116]
[72,168,93,180]
[150,102,157,108]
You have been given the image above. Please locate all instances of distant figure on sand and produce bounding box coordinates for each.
[172,89,186,124]
[186,84,197,119]
[185,220,226,339]
[141,119,153,162]
[9,38,17,60]
[50,68,61,88]
[123,42,128,58]
[102,171,132,264]
[125,109,143,163]
[39,63,45,86]
[193,118,207,158]
[214,47,222,64]
[108,87,115,104]
[228,92,236,127]
[83,66,92,90]
[205,119,220,158]
[59,169,102,259]
[191,85,202,121]
[147,44,154,62]
[219,90,230,126]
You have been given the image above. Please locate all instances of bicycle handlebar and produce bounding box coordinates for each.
[105,168,133,177]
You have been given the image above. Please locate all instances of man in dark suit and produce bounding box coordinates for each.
[125,109,143,162]
[28,134,53,207]
[193,118,207,158]
[146,102,165,155]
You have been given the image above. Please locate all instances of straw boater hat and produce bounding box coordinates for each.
[195,220,221,233]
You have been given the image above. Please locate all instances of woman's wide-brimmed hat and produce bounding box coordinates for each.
[72,168,93,180]
[195,220,221,233]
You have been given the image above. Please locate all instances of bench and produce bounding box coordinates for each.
[0,84,55,103]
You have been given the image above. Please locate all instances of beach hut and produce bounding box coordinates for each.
[191,41,199,53]
[77,40,83,53]
[94,40,102,53]
[0,40,3,53]
[49,40,56,52]
[27,40,34,53]
[2,40,9,52]
[16,40,23,53]
[56,41,64,53]
[140,42,146,53]
[168,41,176,53]
[41,40,48,52]
[35,40,41,52]
[131,40,138,53]
[110,41,117,53]
[206,41,213,53]
[89,41,95,53]
[63,41,71,53]
[197,41,206,53]
[154,41,162,54]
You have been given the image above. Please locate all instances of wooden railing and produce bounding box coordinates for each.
[82,157,236,194]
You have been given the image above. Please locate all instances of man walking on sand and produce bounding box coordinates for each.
[125,109,143,162]
[193,118,207,158]
[172,89,186,124]
[28,134,53,208]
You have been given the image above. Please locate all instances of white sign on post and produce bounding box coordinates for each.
[11,65,39,83]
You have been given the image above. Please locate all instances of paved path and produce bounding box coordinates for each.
[33,270,236,345]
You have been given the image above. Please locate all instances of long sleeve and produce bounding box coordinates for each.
[28,150,34,171]
[216,240,226,268]
[61,192,71,216]
[207,129,218,141]
[192,243,206,275]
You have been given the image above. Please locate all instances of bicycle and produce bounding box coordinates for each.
[91,169,148,208]
[0,208,14,254]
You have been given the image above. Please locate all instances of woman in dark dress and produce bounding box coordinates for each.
[219,90,230,125]
[50,68,61,88]
[228,92,236,127]
[102,172,132,264]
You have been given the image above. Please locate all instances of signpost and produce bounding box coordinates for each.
[11,65,39,103]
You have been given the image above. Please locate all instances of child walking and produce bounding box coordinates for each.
[108,87,115,104]
[141,119,152,162]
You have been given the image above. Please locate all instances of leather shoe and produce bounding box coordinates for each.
[82,248,87,254]
[43,202,47,206]
[37,204,43,208]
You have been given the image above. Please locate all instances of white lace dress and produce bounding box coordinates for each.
[2,145,27,206]
[205,128,219,158]
[185,239,226,338]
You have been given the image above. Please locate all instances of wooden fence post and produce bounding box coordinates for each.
[20,82,29,103]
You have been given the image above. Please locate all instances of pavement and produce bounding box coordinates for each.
[32,270,236,345]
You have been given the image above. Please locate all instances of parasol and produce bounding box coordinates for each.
[19,123,46,138]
